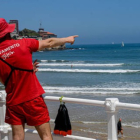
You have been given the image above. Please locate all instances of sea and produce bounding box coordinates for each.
[1,43,140,139]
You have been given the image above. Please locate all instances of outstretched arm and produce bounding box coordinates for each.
[38,35,78,51]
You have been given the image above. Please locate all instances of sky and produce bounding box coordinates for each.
[1,0,140,44]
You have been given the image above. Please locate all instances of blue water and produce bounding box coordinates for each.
[33,43,140,91]
[1,43,140,139]
[32,44,140,139]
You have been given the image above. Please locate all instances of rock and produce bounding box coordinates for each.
[45,44,66,51]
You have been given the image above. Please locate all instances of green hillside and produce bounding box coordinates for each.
[19,28,40,37]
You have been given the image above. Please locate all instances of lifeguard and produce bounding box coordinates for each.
[0,18,78,140]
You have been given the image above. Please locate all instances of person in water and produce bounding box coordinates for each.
[117,118,123,137]
[0,18,78,140]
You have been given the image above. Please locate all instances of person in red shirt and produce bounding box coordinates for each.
[0,18,78,140]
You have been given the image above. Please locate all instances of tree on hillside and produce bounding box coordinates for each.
[19,28,40,37]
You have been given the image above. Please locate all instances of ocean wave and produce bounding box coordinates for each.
[50,119,140,129]
[39,63,124,67]
[43,86,140,91]
[44,90,137,95]
[122,122,140,128]
[43,86,140,95]
[40,60,68,62]
[50,119,106,125]
[80,121,106,124]
[37,60,140,67]
[38,68,140,73]
[80,129,107,135]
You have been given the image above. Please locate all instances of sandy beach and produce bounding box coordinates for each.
[8,126,140,140]
[5,100,140,140]
[8,132,74,140]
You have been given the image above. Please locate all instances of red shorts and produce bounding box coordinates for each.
[5,95,50,126]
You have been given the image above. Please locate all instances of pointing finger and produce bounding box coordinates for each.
[73,35,79,38]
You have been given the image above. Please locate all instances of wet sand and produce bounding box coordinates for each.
[9,132,74,140]
[7,102,140,140]
[7,124,140,140]
[46,101,140,140]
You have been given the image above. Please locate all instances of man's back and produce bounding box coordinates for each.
[117,120,122,130]
[0,38,45,106]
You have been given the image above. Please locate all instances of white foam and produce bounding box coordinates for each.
[43,86,140,95]
[51,119,140,130]
[43,86,140,91]
[122,122,140,128]
[80,129,107,135]
[39,63,124,67]
[40,60,68,63]
[41,60,48,62]
[44,90,135,95]
[39,68,140,73]
[81,121,106,124]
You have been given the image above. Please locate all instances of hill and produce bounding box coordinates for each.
[19,28,40,37]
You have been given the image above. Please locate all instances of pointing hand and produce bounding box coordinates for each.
[66,35,79,45]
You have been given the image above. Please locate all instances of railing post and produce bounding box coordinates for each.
[0,91,10,140]
[105,98,119,140]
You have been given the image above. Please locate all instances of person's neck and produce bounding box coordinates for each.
[0,34,12,43]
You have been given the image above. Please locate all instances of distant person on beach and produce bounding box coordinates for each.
[0,18,78,140]
[117,118,123,137]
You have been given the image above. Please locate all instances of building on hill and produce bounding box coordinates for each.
[38,27,65,50]
[38,28,57,40]
[9,20,19,37]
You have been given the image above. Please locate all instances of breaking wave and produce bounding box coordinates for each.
[40,60,69,62]
[122,122,140,128]
[80,129,107,135]
[39,63,124,67]
[39,68,140,73]
[43,86,140,95]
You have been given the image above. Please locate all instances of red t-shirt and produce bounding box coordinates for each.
[0,38,45,106]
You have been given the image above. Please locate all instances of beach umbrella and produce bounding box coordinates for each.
[54,97,72,136]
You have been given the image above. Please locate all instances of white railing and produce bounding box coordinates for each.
[1,91,140,140]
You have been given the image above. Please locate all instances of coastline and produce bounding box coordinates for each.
[44,44,66,51]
